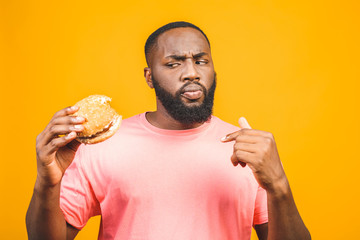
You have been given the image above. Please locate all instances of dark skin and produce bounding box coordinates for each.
[145,28,310,239]
[26,27,310,239]
[144,28,215,130]
[26,106,83,239]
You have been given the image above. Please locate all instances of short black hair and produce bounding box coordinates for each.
[144,21,210,66]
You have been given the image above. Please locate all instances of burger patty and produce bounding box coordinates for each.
[78,121,114,140]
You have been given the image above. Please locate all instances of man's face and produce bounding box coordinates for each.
[148,27,216,124]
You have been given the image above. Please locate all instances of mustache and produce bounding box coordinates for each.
[177,82,207,95]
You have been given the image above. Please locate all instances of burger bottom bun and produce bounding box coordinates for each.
[77,114,122,144]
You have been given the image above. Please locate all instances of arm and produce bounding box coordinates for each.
[26,106,85,240]
[26,180,79,240]
[222,117,311,240]
[255,223,268,240]
[254,178,310,240]
[266,177,310,240]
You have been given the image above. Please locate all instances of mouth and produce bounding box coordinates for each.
[181,90,203,100]
[180,84,204,100]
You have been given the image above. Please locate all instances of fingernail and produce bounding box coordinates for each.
[66,132,76,139]
[71,125,83,130]
[71,106,79,111]
[221,136,228,141]
[76,116,85,122]
[239,117,251,129]
[240,117,247,127]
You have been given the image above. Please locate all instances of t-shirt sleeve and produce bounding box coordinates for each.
[60,145,101,229]
[253,186,268,226]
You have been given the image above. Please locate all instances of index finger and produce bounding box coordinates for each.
[220,117,252,142]
[221,128,270,142]
[52,106,79,119]
[221,130,241,143]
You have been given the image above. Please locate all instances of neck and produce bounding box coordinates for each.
[145,103,204,130]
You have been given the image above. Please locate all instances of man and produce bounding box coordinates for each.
[26,21,311,239]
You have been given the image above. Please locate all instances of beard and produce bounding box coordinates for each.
[152,73,216,125]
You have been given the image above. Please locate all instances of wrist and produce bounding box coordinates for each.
[34,176,61,196]
[266,176,291,200]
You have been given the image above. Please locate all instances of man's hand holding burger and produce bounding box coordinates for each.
[222,117,311,240]
[27,95,121,240]
[26,106,85,240]
[35,106,85,188]
[35,95,122,188]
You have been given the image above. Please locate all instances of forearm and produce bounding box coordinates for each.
[267,177,311,240]
[26,178,67,240]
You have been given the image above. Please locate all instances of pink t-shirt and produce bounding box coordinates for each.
[60,113,268,239]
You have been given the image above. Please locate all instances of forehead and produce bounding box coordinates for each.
[155,27,210,57]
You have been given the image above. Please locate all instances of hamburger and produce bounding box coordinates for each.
[72,95,122,144]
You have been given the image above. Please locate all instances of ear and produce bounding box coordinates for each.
[144,67,153,88]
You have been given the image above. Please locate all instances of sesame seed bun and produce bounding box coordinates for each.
[72,95,122,144]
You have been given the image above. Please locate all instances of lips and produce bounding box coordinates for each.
[181,84,204,100]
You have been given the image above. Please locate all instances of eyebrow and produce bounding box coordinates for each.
[165,52,208,61]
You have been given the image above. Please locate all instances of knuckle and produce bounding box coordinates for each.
[35,144,41,153]
[35,137,41,147]
[53,107,70,118]
[36,133,42,143]
[261,144,269,153]
[233,143,240,151]
[266,132,274,139]
[236,142,246,150]
[235,135,242,142]
[48,118,56,128]
[49,139,58,148]
[52,110,62,118]
[49,125,57,135]
[36,150,45,160]
[235,151,243,159]
[264,137,272,144]
[52,116,62,125]
[242,128,250,133]
[61,116,72,125]
[256,157,263,166]
[256,145,265,156]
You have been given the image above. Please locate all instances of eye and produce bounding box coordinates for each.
[195,60,207,65]
[166,63,180,68]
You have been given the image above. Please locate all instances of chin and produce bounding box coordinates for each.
[181,98,205,106]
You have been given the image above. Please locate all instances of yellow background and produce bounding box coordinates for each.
[1,0,359,239]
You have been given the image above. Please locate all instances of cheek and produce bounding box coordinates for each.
[152,73,181,94]
[201,70,215,88]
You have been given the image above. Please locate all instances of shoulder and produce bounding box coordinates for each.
[210,116,240,134]
[121,113,143,125]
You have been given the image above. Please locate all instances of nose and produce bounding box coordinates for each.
[181,61,200,82]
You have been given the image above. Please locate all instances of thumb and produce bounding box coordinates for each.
[238,117,252,129]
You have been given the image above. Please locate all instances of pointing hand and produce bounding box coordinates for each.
[222,117,287,192]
